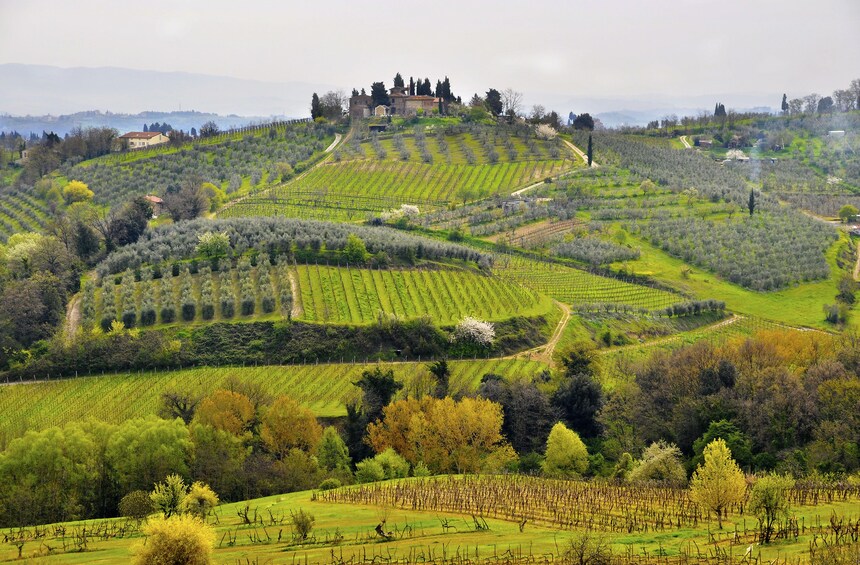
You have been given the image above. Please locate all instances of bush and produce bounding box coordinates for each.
[161,306,176,324]
[241,298,255,316]
[374,448,409,480]
[451,316,495,346]
[181,482,219,520]
[133,514,214,565]
[291,509,315,540]
[119,490,154,520]
[182,303,196,322]
[150,474,188,518]
[318,478,341,491]
[355,459,385,483]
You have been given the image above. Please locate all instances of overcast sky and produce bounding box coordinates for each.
[1,0,858,109]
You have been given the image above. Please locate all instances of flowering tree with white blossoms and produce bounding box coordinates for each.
[535,124,558,140]
[451,317,495,346]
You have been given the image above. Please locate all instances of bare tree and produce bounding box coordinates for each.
[833,89,855,112]
[788,98,804,115]
[501,88,524,118]
[803,93,821,114]
[320,90,347,120]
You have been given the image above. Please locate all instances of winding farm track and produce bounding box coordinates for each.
[508,300,571,365]
[65,295,82,340]
[561,139,598,168]
[679,135,692,149]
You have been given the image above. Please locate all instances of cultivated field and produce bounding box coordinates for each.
[0,358,549,444]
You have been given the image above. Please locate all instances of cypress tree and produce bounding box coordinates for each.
[587,134,593,166]
[748,188,756,217]
[310,93,322,120]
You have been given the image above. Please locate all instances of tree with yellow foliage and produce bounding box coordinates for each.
[690,438,747,529]
[368,396,513,474]
[62,180,94,204]
[260,396,322,458]
[133,514,214,565]
[193,390,255,436]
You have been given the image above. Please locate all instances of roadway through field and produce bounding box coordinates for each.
[680,135,692,149]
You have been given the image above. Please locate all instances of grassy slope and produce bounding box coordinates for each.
[2,483,856,563]
[0,358,549,444]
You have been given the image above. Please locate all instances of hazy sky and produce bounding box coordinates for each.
[2,0,858,104]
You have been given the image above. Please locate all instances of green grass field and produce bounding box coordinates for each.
[0,358,548,445]
[87,264,551,329]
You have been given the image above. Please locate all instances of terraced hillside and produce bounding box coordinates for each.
[66,121,335,206]
[495,253,682,311]
[222,123,578,222]
[0,187,50,242]
[84,261,551,329]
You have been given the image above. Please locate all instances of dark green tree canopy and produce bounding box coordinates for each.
[485,89,503,116]
[370,82,390,107]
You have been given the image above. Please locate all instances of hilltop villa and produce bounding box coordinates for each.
[349,86,439,119]
[118,131,170,149]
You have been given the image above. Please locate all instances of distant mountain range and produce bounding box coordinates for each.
[0,64,778,133]
[0,110,278,138]
[0,63,335,125]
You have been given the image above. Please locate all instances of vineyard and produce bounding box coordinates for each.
[494,254,683,311]
[64,122,335,206]
[294,264,550,325]
[86,259,550,329]
[225,125,578,221]
[0,358,548,444]
[0,187,50,242]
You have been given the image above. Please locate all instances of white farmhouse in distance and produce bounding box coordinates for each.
[118,131,170,149]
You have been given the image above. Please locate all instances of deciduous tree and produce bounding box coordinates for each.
[542,422,589,478]
[260,396,322,458]
[690,438,746,529]
[748,474,794,543]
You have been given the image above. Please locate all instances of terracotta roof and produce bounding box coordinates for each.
[144,195,164,203]
[119,132,164,139]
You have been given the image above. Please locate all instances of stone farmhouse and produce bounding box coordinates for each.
[118,131,170,149]
[350,86,439,119]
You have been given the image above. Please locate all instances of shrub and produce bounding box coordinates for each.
[291,509,315,541]
[150,474,188,518]
[355,459,385,483]
[374,448,409,480]
[181,482,219,520]
[628,441,687,486]
[318,478,342,491]
[132,514,214,565]
[119,490,154,520]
